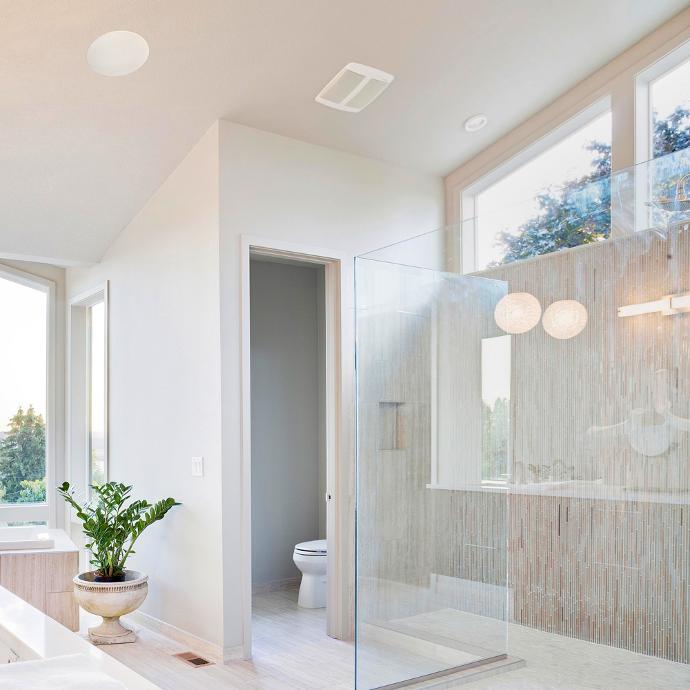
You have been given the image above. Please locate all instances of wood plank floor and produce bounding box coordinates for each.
[81,588,354,689]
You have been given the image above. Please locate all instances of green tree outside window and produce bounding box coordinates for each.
[0,406,46,503]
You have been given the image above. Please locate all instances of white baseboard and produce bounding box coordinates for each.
[124,610,223,663]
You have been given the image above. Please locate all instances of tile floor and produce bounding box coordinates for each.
[81,589,353,689]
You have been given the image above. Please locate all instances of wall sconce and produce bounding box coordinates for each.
[671,294,690,311]
[618,293,690,318]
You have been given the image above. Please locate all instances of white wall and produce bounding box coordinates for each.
[218,119,443,653]
[64,118,442,655]
[250,259,323,587]
[65,124,225,648]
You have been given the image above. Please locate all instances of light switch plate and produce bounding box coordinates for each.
[191,456,204,477]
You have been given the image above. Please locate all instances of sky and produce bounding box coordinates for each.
[652,57,690,120]
[90,301,106,436]
[0,276,47,432]
[0,275,106,436]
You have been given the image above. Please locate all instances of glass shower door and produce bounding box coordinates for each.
[355,249,510,689]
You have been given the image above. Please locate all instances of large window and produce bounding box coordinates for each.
[0,267,52,524]
[471,109,612,271]
[68,284,108,501]
[88,301,106,485]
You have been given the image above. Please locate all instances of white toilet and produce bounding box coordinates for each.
[293,539,327,609]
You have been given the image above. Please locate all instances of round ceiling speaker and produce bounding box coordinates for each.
[542,299,588,340]
[87,31,149,77]
[494,292,542,335]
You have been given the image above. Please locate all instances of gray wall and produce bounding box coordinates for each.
[250,259,325,586]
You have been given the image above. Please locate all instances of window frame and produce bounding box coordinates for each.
[0,263,56,526]
[460,97,612,273]
[67,283,109,505]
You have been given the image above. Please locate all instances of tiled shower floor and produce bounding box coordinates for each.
[466,622,690,689]
[359,606,689,689]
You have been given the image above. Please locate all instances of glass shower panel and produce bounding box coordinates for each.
[356,149,690,688]
[492,222,690,664]
[356,254,510,689]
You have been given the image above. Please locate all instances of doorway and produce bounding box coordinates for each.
[250,254,326,589]
[240,238,353,667]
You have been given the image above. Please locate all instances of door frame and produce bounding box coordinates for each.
[239,235,355,659]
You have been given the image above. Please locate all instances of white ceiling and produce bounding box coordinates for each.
[1,0,687,264]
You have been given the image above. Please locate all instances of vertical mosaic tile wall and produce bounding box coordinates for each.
[357,224,690,669]
[486,228,690,664]
[509,494,689,662]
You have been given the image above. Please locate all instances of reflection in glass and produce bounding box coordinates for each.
[481,335,511,483]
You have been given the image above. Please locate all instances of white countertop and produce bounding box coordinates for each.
[0,585,158,689]
[0,653,129,689]
[0,529,78,555]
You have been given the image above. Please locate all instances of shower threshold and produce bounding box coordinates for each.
[370,654,525,690]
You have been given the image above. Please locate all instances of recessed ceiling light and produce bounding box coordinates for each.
[464,113,488,132]
[315,63,394,113]
[87,30,149,77]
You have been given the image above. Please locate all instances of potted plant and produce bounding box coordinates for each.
[58,481,179,644]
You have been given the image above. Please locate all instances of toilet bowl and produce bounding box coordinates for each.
[293,539,327,609]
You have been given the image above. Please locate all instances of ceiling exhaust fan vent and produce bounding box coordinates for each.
[315,63,394,113]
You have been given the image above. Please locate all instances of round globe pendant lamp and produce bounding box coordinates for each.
[542,299,588,339]
[494,292,542,334]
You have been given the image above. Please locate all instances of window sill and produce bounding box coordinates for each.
[0,502,49,523]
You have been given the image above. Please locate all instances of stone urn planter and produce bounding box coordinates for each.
[74,570,148,644]
[57,480,178,646]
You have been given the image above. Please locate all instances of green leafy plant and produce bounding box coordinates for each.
[58,481,179,579]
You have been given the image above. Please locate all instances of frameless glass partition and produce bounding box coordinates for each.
[355,147,690,688]
[356,257,510,689]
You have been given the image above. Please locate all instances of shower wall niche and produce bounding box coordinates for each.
[355,152,690,688]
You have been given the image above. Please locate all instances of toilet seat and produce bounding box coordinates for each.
[294,539,327,555]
